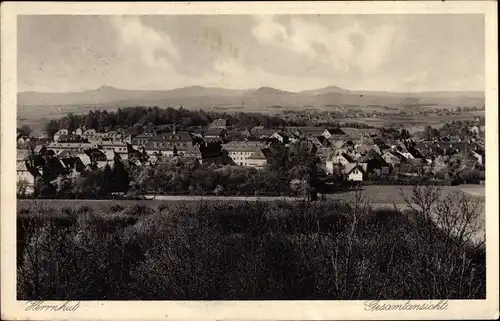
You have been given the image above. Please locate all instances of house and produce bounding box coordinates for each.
[47,142,94,155]
[221,141,269,166]
[329,140,348,150]
[53,129,69,142]
[312,136,332,148]
[322,128,347,139]
[98,140,129,159]
[131,133,155,149]
[269,132,291,145]
[33,145,48,155]
[17,136,31,147]
[343,163,368,181]
[17,149,30,164]
[325,151,354,174]
[57,134,89,143]
[72,127,84,136]
[209,118,228,129]
[82,129,97,137]
[249,126,273,140]
[381,150,402,166]
[331,152,354,166]
[17,162,35,195]
[57,149,80,159]
[472,150,484,165]
[144,131,197,158]
[202,128,227,143]
[245,148,270,169]
[76,153,92,168]
[60,157,86,172]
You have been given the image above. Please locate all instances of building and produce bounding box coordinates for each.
[209,118,228,129]
[381,150,402,166]
[331,152,354,166]
[343,163,368,181]
[17,162,35,195]
[245,149,270,169]
[221,141,269,166]
[322,128,347,139]
[53,129,69,142]
[472,150,484,165]
[17,149,30,164]
[249,126,273,140]
[76,153,92,168]
[144,131,199,158]
[72,127,84,136]
[98,140,129,159]
[325,151,354,174]
[47,142,94,155]
[269,132,291,145]
[131,133,155,149]
[202,128,228,143]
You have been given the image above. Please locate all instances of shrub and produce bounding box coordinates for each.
[17,189,485,300]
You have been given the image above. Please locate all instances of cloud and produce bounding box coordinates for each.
[110,16,179,68]
[251,15,394,74]
[211,57,334,91]
[17,15,485,92]
[251,15,289,47]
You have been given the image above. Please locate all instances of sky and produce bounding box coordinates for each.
[17,14,485,93]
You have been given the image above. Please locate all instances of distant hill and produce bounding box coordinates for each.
[18,85,485,111]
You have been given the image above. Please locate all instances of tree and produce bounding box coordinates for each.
[85,113,98,130]
[432,155,448,179]
[18,125,33,137]
[45,120,60,137]
[213,184,224,196]
[424,126,435,141]
[59,116,73,131]
[112,159,130,193]
[34,177,56,199]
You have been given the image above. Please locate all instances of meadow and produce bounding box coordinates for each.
[17,187,485,300]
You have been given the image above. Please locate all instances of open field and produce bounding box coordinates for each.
[328,184,485,203]
[17,185,485,213]
[18,184,485,242]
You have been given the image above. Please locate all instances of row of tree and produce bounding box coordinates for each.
[43,107,296,137]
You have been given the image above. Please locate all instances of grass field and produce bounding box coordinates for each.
[17,185,485,212]
[328,185,485,203]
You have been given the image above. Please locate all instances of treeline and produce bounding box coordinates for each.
[17,187,485,300]
[43,106,384,138]
[44,107,298,137]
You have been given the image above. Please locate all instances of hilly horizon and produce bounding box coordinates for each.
[18,85,485,110]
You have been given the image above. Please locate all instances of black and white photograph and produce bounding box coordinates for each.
[1,1,498,320]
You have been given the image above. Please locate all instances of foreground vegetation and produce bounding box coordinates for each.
[17,187,485,300]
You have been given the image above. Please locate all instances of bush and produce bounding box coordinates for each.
[17,193,485,300]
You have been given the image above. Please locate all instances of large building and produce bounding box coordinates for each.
[47,142,95,155]
[143,131,200,158]
[221,141,270,167]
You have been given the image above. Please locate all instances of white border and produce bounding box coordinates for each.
[1,2,498,320]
